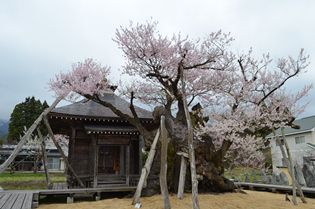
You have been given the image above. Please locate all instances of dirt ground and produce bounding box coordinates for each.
[38,190,315,209]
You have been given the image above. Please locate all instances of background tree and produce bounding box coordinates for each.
[8,97,49,143]
[49,21,311,195]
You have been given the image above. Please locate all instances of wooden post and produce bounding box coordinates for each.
[177,152,188,199]
[43,116,85,188]
[70,128,76,165]
[160,116,171,209]
[93,136,98,188]
[181,67,200,209]
[0,96,64,173]
[273,129,307,204]
[139,136,144,174]
[280,127,306,205]
[132,129,160,205]
[126,144,130,186]
[37,129,51,188]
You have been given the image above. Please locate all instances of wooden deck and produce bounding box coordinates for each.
[0,184,136,208]
[39,185,136,195]
[0,192,34,209]
[235,182,315,194]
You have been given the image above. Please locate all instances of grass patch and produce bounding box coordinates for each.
[224,167,263,182]
[0,172,66,190]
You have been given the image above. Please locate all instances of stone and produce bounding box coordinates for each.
[244,173,250,182]
[272,172,281,185]
[252,170,257,183]
[260,169,268,184]
[302,163,315,187]
[271,171,288,185]
[279,172,289,185]
[67,196,74,204]
[294,164,306,186]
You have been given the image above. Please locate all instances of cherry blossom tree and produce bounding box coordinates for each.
[49,21,311,199]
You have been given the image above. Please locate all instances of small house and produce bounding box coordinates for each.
[269,115,315,171]
[0,142,65,172]
[48,92,153,188]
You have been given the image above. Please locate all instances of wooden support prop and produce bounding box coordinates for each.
[37,129,52,188]
[273,129,307,204]
[160,116,171,209]
[281,128,306,204]
[177,152,188,199]
[181,67,200,209]
[132,129,160,205]
[43,116,85,188]
[280,128,297,205]
[0,96,64,173]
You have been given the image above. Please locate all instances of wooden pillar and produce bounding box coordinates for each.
[93,136,98,188]
[120,145,125,175]
[70,128,76,165]
[126,144,130,186]
[139,135,143,173]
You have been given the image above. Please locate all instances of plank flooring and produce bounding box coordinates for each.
[235,182,315,193]
[52,183,67,190]
[0,192,34,209]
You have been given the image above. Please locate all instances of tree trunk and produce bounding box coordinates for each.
[37,129,51,188]
[43,116,85,188]
[181,68,200,209]
[133,129,160,205]
[0,96,64,173]
[160,116,171,209]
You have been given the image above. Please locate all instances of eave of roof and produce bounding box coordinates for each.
[84,125,139,135]
[267,115,315,139]
[49,93,153,120]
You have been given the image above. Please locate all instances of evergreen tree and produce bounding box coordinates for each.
[8,97,49,143]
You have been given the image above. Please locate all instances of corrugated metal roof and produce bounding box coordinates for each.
[270,115,315,137]
[50,93,152,119]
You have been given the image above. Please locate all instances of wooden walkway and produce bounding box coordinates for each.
[235,182,315,194]
[0,192,35,209]
[0,184,136,208]
[39,185,136,195]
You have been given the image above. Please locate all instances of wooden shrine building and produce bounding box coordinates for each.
[48,92,153,188]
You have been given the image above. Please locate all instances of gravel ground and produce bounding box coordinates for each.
[39,190,315,209]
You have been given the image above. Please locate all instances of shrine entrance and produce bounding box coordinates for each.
[98,145,121,175]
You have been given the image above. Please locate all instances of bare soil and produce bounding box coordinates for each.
[39,190,315,209]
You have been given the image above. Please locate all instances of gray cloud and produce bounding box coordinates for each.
[0,0,314,119]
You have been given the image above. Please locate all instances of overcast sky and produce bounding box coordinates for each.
[1,0,315,120]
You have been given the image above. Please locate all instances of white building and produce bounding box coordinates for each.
[269,116,315,171]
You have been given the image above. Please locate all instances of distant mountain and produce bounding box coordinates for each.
[0,119,9,141]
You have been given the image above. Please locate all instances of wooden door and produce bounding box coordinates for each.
[98,145,121,175]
